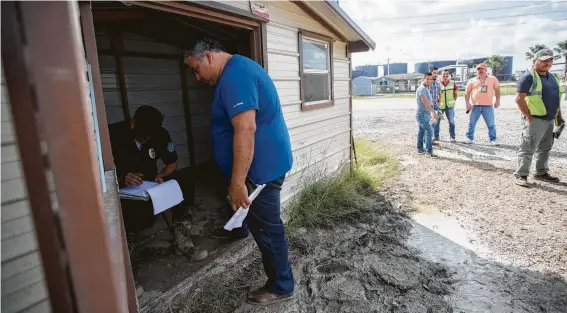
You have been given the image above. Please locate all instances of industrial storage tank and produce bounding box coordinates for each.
[383,63,407,75]
[355,65,378,77]
[415,60,456,73]
[352,69,365,79]
[465,56,513,80]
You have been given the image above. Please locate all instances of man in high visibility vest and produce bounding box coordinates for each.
[514,49,564,187]
[437,69,458,142]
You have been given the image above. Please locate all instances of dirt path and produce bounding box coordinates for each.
[169,95,567,313]
[354,95,567,280]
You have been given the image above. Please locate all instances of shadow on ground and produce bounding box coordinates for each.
[170,194,567,313]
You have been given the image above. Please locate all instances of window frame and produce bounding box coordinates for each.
[299,29,335,111]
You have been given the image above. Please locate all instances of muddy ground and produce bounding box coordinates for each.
[145,95,567,313]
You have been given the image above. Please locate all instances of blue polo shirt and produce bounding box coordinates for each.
[517,71,560,121]
[416,84,432,113]
[210,55,293,184]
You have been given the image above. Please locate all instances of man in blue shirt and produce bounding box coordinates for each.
[416,72,439,156]
[183,39,294,304]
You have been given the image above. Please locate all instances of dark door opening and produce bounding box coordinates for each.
[90,1,259,300]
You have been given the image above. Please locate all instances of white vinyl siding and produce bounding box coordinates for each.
[264,1,352,206]
[1,67,52,313]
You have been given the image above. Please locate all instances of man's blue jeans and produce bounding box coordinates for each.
[466,105,496,141]
[416,112,433,154]
[434,107,455,139]
[233,176,294,295]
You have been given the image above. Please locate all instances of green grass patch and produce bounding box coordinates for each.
[285,139,397,233]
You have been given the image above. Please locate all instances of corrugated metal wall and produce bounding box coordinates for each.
[1,66,53,313]
[265,1,352,205]
[96,31,195,170]
[185,71,215,166]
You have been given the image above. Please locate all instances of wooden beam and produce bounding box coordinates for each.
[80,2,115,171]
[19,2,128,312]
[348,40,371,53]
[126,1,258,30]
[178,60,196,171]
[92,9,147,22]
[1,3,75,313]
[261,23,269,72]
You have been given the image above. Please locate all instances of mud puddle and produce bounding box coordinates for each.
[170,194,567,313]
[409,205,567,313]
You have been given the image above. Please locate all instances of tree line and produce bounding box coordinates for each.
[483,40,567,79]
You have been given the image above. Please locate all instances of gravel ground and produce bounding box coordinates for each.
[354,94,567,280]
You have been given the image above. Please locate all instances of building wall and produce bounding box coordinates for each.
[96,31,193,170]
[264,1,352,205]
[1,66,53,313]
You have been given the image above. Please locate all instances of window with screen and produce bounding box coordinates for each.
[299,31,334,110]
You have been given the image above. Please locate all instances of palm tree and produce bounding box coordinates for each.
[553,40,567,79]
[525,44,549,60]
[484,55,507,76]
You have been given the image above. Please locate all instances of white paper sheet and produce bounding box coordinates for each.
[119,181,159,199]
[146,180,184,215]
[224,184,266,231]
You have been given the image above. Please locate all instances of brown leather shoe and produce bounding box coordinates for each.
[246,287,293,305]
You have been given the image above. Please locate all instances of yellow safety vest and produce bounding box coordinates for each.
[526,68,562,122]
[439,80,456,109]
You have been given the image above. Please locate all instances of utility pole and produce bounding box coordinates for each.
[387,57,390,75]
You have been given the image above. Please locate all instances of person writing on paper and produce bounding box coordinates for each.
[109,106,206,260]
[183,39,295,305]
[109,105,178,188]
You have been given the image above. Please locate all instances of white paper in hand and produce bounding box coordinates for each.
[224,184,266,231]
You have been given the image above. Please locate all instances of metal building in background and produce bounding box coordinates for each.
[415,56,514,80]
[352,76,374,96]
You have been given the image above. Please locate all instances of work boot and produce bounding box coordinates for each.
[246,287,294,305]
[210,227,248,240]
[515,176,530,187]
[174,221,208,261]
[533,173,560,182]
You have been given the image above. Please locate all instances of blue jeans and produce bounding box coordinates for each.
[416,112,433,154]
[434,107,455,139]
[466,105,496,141]
[233,176,294,295]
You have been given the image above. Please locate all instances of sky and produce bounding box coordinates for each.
[339,0,567,73]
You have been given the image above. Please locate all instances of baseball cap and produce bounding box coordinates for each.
[534,49,554,61]
[133,105,164,138]
[476,63,487,70]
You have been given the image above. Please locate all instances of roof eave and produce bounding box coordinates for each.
[323,0,376,52]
